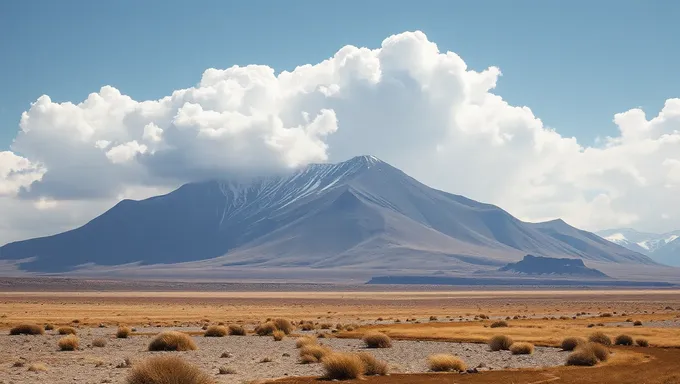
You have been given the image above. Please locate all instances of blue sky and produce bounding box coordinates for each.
[1,0,678,151]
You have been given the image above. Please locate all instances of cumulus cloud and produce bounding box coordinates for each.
[1,30,680,245]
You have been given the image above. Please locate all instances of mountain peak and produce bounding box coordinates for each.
[342,155,384,168]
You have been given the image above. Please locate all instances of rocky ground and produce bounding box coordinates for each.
[0,326,569,384]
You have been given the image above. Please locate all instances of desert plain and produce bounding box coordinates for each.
[1,280,680,384]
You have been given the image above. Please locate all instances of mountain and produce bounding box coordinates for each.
[498,255,608,278]
[0,155,658,280]
[597,228,680,266]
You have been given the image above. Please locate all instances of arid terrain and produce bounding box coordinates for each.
[1,284,680,383]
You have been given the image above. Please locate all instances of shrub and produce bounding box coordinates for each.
[561,337,586,351]
[9,323,45,335]
[255,322,277,336]
[600,313,612,317]
[228,324,246,336]
[429,316,438,321]
[44,324,54,331]
[363,332,392,348]
[273,318,294,334]
[510,342,535,355]
[319,323,333,330]
[614,334,634,346]
[321,353,364,380]
[204,325,227,337]
[92,338,107,347]
[490,320,508,328]
[488,335,514,351]
[355,352,388,376]
[588,331,612,346]
[299,344,331,361]
[148,331,197,351]
[427,354,467,372]
[636,338,649,347]
[566,348,598,366]
[273,330,285,341]
[117,326,132,339]
[218,366,236,374]
[633,320,643,326]
[300,321,316,331]
[588,343,610,361]
[58,326,77,335]
[58,335,80,351]
[296,336,317,348]
[28,363,48,372]
[126,355,214,384]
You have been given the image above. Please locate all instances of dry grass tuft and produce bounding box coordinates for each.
[273,318,294,334]
[92,337,107,347]
[561,336,587,351]
[633,320,643,326]
[427,354,467,372]
[300,321,316,331]
[44,323,54,331]
[566,348,598,366]
[489,335,514,351]
[273,330,285,341]
[321,353,364,380]
[58,326,77,335]
[148,331,197,351]
[363,332,392,348]
[204,325,227,337]
[510,342,535,355]
[296,336,318,348]
[228,324,246,336]
[300,344,332,361]
[490,320,508,328]
[9,323,45,335]
[58,335,80,351]
[299,354,318,364]
[255,322,277,336]
[588,331,612,346]
[117,326,132,338]
[615,334,634,346]
[126,355,214,384]
[28,363,48,372]
[636,338,650,347]
[355,352,388,376]
[587,342,611,361]
[218,366,236,375]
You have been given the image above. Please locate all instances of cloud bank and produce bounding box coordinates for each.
[2,31,679,244]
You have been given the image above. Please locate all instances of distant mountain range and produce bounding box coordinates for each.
[0,155,661,281]
[597,228,680,266]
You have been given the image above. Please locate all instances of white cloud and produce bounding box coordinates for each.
[1,30,680,245]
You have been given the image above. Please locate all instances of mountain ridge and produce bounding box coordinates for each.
[597,228,680,266]
[0,155,657,277]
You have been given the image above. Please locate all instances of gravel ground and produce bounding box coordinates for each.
[0,327,568,384]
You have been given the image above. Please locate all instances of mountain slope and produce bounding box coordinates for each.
[597,228,680,266]
[0,155,656,275]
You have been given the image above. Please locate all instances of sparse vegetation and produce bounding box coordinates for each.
[273,330,285,341]
[490,320,508,328]
[255,322,277,336]
[44,323,54,331]
[355,352,388,376]
[228,324,246,336]
[117,326,132,338]
[510,342,535,355]
[489,335,514,351]
[148,331,197,351]
[58,326,77,335]
[362,332,392,348]
[300,321,316,331]
[587,342,610,361]
[600,313,613,317]
[634,320,643,326]
[204,325,227,337]
[561,336,587,351]
[218,366,236,375]
[636,338,650,347]
[427,354,467,372]
[126,355,214,384]
[299,344,331,362]
[321,353,364,380]
[615,334,634,346]
[92,337,107,347]
[58,335,80,351]
[9,323,45,335]
[588,331,612,346]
